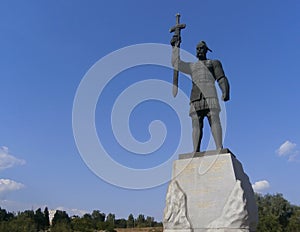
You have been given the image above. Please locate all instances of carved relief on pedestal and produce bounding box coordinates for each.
[207,180,250,230]
[163,180,192,230]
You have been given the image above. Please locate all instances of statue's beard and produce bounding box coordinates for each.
[197,52,206,60]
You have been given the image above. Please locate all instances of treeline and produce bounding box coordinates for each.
[0,207,50,232]
[0,207,162,232]
[1,193,300,231]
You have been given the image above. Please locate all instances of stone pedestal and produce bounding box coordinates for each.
[163,149,258,232]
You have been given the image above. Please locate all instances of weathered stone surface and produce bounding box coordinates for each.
[163,180,192,232]
[163,151,258,232]
[207,180,249,230]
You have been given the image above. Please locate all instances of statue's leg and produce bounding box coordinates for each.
[191,112,204,152]
[207,109,223,149]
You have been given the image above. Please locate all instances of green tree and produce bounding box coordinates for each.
[34,208,45,231]
[71,215,94,232]
[106,213,115,226]
[83,213,94,230]
[52,210,71,225]
[92,210,105,222]
[286,208,300,232]
[257,214,282,232]
[255,193,300,232]
[127,213,134,228]
[115,218,127,228]
[0,207,13,221]
[51,210,71,231]
[91,210,105,229]
[136,214,145,227]
[51,222,72,232]
[146,216,155,227]
[44,207,50,229]
[21,210,35,220]
[7,211,37,232]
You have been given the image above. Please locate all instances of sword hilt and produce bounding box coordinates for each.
[169,13,186,34]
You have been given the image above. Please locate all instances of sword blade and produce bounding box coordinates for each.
[172,69,178,97]
[171,13,185,98]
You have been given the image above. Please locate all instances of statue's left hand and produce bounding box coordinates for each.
[222,93,229,102]
[217,76,230,102]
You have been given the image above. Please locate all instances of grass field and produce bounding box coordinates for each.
[116,227,163,232]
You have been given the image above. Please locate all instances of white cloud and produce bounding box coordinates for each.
[276,141,297,156]
[288,152,299,162]
[276,141,299,162]
[252,180,270,193]
[0,179,25,195]
[0,146,26,170]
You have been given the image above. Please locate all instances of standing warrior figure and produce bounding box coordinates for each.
[170,30,230,152]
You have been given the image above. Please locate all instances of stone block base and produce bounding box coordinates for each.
[163,150,258,232]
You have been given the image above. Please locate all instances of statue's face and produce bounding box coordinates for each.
[196,46,208,59]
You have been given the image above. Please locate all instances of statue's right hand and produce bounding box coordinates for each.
[170,35,181,47]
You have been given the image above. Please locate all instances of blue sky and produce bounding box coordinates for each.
[1,0,300,220]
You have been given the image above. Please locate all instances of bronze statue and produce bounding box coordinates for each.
[170,14,230,152]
